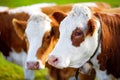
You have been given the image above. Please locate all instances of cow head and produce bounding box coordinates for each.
[48,5,101,69]
[26,12,67,69]
[13,11,67,69]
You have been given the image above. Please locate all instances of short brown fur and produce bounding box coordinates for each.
[0,11,29,56]
[94,12,120,78]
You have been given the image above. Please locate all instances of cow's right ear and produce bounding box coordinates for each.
[12,18,27,40]
[52,11,67,24]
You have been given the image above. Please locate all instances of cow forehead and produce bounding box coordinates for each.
[25,13,51,39]
[60,5,92,36]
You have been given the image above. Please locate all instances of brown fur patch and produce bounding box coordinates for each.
[71,27,85,47]
[87,18,97,36]
[94,12,120,78]
[41,4,72,15]
[0,11,29,56]
[46,62,96,80]
[36,31,52,65]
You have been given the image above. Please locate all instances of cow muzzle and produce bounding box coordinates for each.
[48,55,59,67]
[26,61,39,70]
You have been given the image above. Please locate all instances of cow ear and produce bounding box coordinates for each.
[87,19,96,36]
[12,18,27,40]
[52,11,67,24]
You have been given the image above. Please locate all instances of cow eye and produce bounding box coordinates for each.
[71,27,85,47]
[75,31,83,36]
[74,27,83,36]
[46,33,51,39]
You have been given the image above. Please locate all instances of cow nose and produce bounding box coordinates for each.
[27,61,39,70]
[48,55,59,67]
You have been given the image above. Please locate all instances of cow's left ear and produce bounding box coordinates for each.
[12,18,27,40]
[87,18,96,36]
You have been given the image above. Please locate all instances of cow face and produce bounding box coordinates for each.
[48,5,101,69]
[25,12,67,69]
[25,13,51,69]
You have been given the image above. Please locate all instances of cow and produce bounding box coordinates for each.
[0,3,57,80]
[47,5,120,80]
[13,11,96,80]
[13,2,112,80]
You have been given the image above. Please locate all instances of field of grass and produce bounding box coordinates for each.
[0,53,48,80]
[0,0,120,80]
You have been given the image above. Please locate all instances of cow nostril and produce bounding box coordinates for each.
[27,62,29,65]
[53,58,58,63]
[34,61,39,69]
[48,55,59,66]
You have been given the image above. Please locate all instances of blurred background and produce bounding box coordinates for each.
[0,0,120,80]
[0,0,120,7]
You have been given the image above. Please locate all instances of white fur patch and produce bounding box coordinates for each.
[9,3,56,15]
[26,13,51,69]
[0,6,9,12]
[48,5,100,69]
[75,2,98,8]
[7,48,27,66]
[96,69,112,80]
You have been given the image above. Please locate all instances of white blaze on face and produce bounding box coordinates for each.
[26,13,51,69]
[49,5,100,69]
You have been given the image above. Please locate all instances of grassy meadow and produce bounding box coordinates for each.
[0,0,120,80]
[0,53,48,80]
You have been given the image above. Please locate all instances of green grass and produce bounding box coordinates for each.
[0,0,120,7]
[0,53,48,80]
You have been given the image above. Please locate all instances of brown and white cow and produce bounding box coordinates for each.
[48,5,120,79]
[0,3,56,80]
[13,2,112,80]
[13,10,96,80]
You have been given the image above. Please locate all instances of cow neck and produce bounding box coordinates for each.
[95,13,120,78]
[0,12,28,57]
